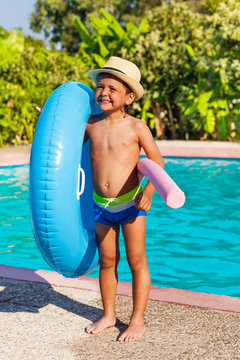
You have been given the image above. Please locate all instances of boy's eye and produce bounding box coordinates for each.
[96,85,117,92]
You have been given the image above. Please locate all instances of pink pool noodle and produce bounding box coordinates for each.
[137,158,185,209]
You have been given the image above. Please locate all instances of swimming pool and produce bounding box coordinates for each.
[0,159,240,297]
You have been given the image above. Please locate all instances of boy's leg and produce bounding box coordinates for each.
[118,215,150,342]
[86,222,120,335]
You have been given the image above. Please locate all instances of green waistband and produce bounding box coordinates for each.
[93,184,143,207]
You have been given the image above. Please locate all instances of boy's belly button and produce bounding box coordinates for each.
[104,183,109,188]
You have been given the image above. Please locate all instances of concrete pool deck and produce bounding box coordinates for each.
[1,141,240,359]
[1,265,240,360]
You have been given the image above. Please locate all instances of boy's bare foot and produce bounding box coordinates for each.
[85,315,116,335]
[118,322,146,342]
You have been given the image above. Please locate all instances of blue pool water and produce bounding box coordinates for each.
[0,159,240,297]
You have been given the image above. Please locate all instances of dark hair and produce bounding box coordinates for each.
[124,82,133,94]
[124,83,134,114]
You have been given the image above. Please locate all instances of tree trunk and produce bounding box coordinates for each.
[152,103,166,139]
[165,98,177,139]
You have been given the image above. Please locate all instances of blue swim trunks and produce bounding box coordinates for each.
[93,185,147,226]
[94,203,146,226]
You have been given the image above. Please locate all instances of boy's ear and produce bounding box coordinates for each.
[126,92,135,105]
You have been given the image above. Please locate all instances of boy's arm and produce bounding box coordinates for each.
[137,121,164,167]
[135,120,164,211]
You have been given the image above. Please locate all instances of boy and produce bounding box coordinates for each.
[85,57,164,342]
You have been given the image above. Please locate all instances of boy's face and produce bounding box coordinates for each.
[96,74,135,114]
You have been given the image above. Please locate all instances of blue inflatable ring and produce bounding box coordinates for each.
[29,81,100,278]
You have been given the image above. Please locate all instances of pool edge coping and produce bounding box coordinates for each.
[1,264,240,314]
[1,141,240,167]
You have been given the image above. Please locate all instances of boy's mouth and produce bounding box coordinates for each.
[99,98,112,105]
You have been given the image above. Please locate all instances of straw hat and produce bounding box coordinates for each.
[87,56,144,100]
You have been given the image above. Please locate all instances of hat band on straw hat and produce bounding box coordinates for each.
[102,67,126,75]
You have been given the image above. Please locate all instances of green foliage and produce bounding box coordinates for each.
[30,0,211,53]
[30,0,155,53]
[0,29,24,72]
[203,0,222,13]
[176,0,240,140]
[2,1,240,144]
[132,1,202,139]
[74,8,148,68]
[0,29,89,146]
[202,0,240,14]
[129,0,240,141]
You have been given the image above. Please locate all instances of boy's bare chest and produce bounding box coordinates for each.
[89,122,138,151]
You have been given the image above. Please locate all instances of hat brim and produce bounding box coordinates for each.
[87,69,144,101]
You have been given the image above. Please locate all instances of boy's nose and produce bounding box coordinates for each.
[101,87,109,96]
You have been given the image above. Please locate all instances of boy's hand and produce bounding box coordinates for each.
[135,189,153,212]
[36,107,42,113]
